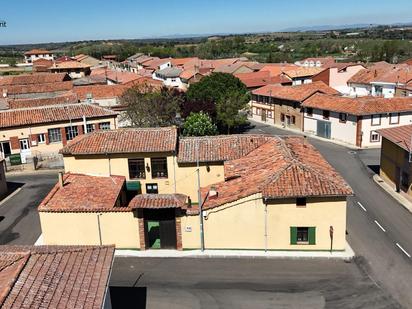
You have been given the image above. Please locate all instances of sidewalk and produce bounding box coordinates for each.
[115,242,355,260]
[373,174,412,213]
[6,168,62,176]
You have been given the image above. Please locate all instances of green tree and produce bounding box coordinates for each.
[216,90,250,134]
[182,112,218,136]
[186,72,249,104]
[120,85,182,127]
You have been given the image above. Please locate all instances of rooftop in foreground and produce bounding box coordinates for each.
[0,245,114,309]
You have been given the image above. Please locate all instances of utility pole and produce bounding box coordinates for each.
[196,141,205,251]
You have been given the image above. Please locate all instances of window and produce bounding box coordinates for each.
[370,131,380,143]
[291,116,296,125]
[99,122,111,130]
[86,124,95,133]
[37,134,46,144]
[339,113,347,123]
[267,110,273,119]
[297,228,309,243]
[65,126,78,141]
[296,197,307,207]
[146,183,158,194]
[323,110,330,120]
[280,113,285,122]
[371,114,381,126]
[290,227,316,245]
[48,128,62,143]
[19,139,30,150]
[128,158,146,179]
[374,85,383,96]
[306,108,313,117]
[151,157,168,178]
[389,113,400,125]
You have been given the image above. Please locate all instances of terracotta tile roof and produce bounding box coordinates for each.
[282,67,324,79]
[252,81,339,102]
[258,64,299,76]
[200,136,352,210]
[302,92,412,116]
[4,81,74,96]
[377,125,412,152]
[235,71,291,88]
[370,65,412,84]
[92,69,142,84]
[49,61,91,70]
[73,54,88,62]
[129,194,187,209]
[348,62,395,84]
[74,84,129,100]
[23,49,51,55]
[0,73,69,86]
[142,58,170,70]
[7,91,78,109]
[179,69,205,80]
[213,62,256,74]
[38,173,128,212]
[177,134,271,163]
[61,127,177,155]
[0,103,117,129]
[299,57,335,66]
[0,245,114,309]
[171,57,199,67]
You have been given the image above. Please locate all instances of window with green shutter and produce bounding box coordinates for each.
[290,227,297,245]
[308,227,316,245]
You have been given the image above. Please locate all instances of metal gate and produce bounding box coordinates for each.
[316,120,331,139]
[144,209,177,249]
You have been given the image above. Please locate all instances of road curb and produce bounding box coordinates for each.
[6,169,62,176]
[0,187,23,206]
[373,174,412,213]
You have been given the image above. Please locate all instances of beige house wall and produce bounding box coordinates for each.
[181,195,347,251]
[64,154,225,200]
[40,211,140,249]
[0,117,116,157]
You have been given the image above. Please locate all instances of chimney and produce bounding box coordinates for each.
[2,89,7,98]
[58,172,64,188]
[209,186,218,199]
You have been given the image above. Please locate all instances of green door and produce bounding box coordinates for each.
[147,221,161,249]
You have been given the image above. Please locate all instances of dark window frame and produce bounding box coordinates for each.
[322,110,330,120]
[65,126,79,141]
[339,113,347,123]
[371,114,381,126]
[389,113,400,125]
[306,107,313,117]
[296,197,307,207]
[151,157,168,179]
[128,158,146,179]
[48,128,62,143]
[370,131,380,143]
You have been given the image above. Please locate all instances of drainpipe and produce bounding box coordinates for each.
[196,141,205,252]
[173,150,177,193]
[97,213,103,245]
[106,153,112,176]
[264,198,268,252]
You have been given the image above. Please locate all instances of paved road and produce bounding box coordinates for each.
[110,257,399,309]
[247,120,412,308]
[0,172,58,245]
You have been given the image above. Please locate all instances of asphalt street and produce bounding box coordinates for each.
[0,172,58,245]
[110,257,399,309]
[247,120,412,308]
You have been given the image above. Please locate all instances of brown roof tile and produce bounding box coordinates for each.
[0,103,117,129]
[252,81,339,102]
[61,127,177,155]
[283,67,324,79]
[177,134,270,164]
[7,91,78,109]
[0,245,114,309]
[348,62,395,84]
[377,124,412,152]
[74,84,128,100]
[129,194,187,209]
[38,173,128,213]
[23,49,52,55]
[302,93,412,116]
[200,136,352,210]
[0,73,69,86]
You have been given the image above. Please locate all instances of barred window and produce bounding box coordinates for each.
[99,122,111,130]
[48,128,62,143]
[86,124,95,133]
[65,126,78,141]
[128,159,146,179]
[151,157,168,178]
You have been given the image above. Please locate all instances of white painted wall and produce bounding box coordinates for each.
[361,112,412,147]
[25,53,54,64]
[348,83,371,97]
[304,109,357,146]
[370,83,397,98]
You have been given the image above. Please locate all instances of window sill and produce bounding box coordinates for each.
[152,176,168,179]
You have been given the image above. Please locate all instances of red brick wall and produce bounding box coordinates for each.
[78,125,84,135]
[30,134,38,147]
[10,136,19,151]
[175,209,183,251]
[356,116,363,147]
[45,132,50,145]
[60,127,67,146]
[138,211,146,250]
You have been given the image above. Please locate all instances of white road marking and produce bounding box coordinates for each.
[396,243,411,258]
[357,202,367,212]
[374,220,386,232]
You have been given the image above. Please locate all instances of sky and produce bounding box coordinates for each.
[0,0,412,45]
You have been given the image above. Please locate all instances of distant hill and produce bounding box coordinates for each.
[281,22,412,32]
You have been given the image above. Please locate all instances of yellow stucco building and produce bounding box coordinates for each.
[39,127,352,251]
